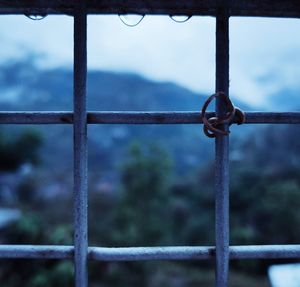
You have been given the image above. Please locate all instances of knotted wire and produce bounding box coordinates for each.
[201,92,245,138]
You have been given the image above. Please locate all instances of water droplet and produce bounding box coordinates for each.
[25,14,47,21]
[170,15,191,23]
[118,14,144,27]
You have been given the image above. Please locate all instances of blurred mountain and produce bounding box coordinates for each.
[0,59,250,111]
[268,87,300,111]
[0,60,250,179]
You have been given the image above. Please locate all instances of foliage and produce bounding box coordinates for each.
[0,213,73,287]
[230,125,300,244]
[2,124,300,286]
[112,143,172,246]
[0,128,43,171]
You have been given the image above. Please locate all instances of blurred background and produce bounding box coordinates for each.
[0,15,299,286]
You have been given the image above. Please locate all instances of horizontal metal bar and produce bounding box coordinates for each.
[0,0,300,18]
[0,111,299,125]
[229,245,300,260]
[0,112,73,124]
[89,246,212,261]
[1,245,300,260]
[0,245,74,259]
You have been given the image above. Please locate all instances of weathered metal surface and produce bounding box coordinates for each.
[243,112,300,124]
[230,245,300,260]
[215,11,230,287]
[73,2,88,287]
[0,0,300,17]
[1,245,300,260]
[89,246,212,261]
[0,112,73,124]
[0,245,74,259]
[0,111,300,124]
[91,245,300,260]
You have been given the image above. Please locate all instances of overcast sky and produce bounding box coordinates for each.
[0,15,299,107]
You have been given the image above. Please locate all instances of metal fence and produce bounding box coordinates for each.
[0,1,300,286]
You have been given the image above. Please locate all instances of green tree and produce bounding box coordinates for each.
[113,143,172,246]
[1,213,73,287]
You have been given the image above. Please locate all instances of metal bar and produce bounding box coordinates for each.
[0,112,73,124]
[229,245,300,260]
[89,246,212,261]
[0,111,300,124]
[0,245,74,259]
[1,0,300,18]
[73,1,88,287]
[91,245,300,261]
[1,245,300,260]
[215,10,230,287]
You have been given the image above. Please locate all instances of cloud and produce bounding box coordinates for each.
[0,15,299,106]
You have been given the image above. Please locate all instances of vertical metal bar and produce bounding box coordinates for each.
[73,1,88,286]
[215,10,230,287]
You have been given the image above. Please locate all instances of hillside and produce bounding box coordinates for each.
[0,60,224,180]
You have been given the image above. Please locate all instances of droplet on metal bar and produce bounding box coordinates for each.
[170,15,191,23]
[118,14,144,27]
[25,14,48,21]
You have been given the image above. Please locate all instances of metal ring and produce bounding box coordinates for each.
[201,92,244,138]
[201,92,230,136]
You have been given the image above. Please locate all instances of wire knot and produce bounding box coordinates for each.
[201,92,245,138]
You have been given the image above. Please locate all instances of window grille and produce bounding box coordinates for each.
[0,1,300,286]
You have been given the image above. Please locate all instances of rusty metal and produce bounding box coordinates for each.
[201,92,245,138]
